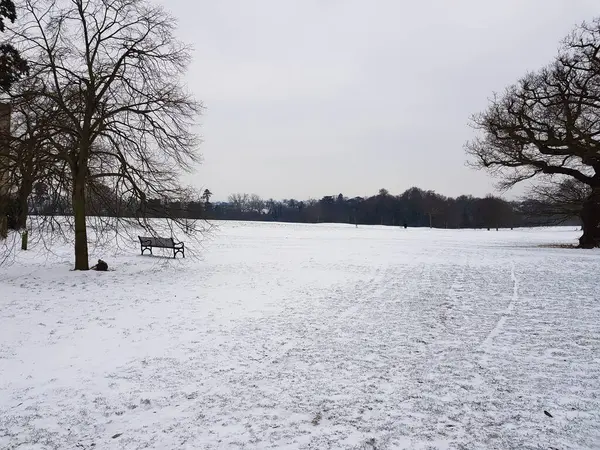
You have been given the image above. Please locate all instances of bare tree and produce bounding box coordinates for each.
[466,19,600,247]
[9,0,202,269]
[0,82,60,230]
[228,193,250,213]
[248,194,265,215]
[523,178,590,225]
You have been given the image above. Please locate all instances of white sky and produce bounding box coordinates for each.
[159,0,599,201]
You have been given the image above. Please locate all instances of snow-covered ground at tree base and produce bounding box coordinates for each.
[1,222,599,449]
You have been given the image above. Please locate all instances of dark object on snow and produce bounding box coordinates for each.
[91,259,108,271]
[544,410,553,418]
[111,433,122,439]
[138,236,185,258]
[21,230,28,250]
[403,223,408,229]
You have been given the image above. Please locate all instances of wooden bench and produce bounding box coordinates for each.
[138,236,185,258]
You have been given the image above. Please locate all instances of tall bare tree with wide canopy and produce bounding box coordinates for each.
[466,19,600,248]
[8,0,202,269]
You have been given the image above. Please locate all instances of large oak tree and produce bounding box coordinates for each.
[466,19,600,247]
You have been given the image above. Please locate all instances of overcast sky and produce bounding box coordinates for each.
[160,0,598,201]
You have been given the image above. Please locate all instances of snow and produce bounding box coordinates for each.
[1,222,599,449]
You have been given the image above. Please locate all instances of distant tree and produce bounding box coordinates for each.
[318,195,335,222]
[228,193,250,213]
[401,187,426,226]
[334,193,350,222]
[186,201,204,219]
[375,190,394,225]
[266,198,283,220]
[455,195,475,228]
[347,196,362,225]
[297,200,306,220]
[146,198,165,218]
[285,199,298,219]
[248,194,265,215]
[474,195,510,229]
[87,180,118,217]
[202,189,213,205]
[466,19,600,247]
[32,182,48,210]
[524,179,590,225]
[422,190,446,228]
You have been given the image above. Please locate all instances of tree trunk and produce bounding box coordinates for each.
[72,171,89,270]
[0,212,6,238]
[16,178,33,230]
[0,197,7,238]
[579,187,600,249]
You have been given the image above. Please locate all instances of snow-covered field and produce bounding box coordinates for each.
[1,222,599,449]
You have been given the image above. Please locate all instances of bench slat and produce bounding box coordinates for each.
[139,236,174,248]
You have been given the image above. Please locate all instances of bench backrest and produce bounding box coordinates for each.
[138,236,174,248]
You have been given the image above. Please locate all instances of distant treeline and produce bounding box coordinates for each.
[157,187,579,228]
[12,184,579,229]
